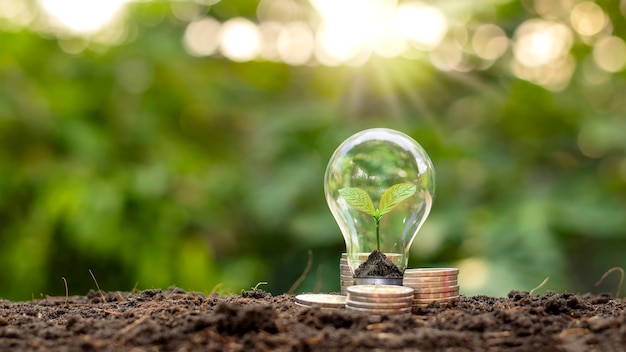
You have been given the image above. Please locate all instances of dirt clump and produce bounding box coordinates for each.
[0,287,624,351]
[353,250,403,278]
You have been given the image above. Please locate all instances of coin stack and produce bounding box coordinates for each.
[345,285,413,315]
[294,293,347,309]
[340,253,354,295]
[402,268,459,307]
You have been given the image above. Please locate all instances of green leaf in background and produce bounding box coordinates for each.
[378,183,417,216]
[338,187,375,216]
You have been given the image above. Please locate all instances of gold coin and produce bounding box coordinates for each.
[413,295,459,304]
[412,285,460,294]
[402,277,457,284]
[404,268,458,277]
[403,281,458,289]
[402,278,459,287]
[414,291,459,300]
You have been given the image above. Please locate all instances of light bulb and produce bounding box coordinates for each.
[325,128,435,277]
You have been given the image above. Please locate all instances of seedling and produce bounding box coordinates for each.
[339,183,417,250]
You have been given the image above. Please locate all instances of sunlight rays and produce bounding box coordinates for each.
[1,0,622,93]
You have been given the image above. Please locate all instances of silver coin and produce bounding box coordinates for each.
[294,302,311,308]
[348,294,413,302]
[295,294,347,308]
[346,299,411,309]
[347,285,414,298]
[346,305,412,314]
[348,295,413,304]
[412,285,460,294]
[347,290,413,301]
[404,268,458,277]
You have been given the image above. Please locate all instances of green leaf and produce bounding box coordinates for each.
[338,188,375,216]
[378,183,417,216]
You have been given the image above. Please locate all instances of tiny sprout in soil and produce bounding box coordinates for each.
[339,183,416,250]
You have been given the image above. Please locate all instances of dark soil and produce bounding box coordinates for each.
[0,287,624,351]
[353,250,403,278]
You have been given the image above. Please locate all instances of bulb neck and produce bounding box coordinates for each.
[353,277,403,286]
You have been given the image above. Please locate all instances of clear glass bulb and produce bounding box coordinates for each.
[324,128,435,275]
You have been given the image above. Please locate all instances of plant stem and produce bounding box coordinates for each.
[374,216,381,251]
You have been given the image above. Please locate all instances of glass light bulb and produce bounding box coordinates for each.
[324,128,435,275]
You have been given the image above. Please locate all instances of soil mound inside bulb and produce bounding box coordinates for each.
[353,250,403,278]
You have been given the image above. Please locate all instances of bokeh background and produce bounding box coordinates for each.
[1,0,625,301]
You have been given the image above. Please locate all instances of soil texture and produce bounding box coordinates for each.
[0,288,624,351]
[354,250,403,278]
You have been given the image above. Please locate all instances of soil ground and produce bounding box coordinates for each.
[0,288,624,351]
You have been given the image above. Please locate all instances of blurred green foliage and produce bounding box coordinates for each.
[1,1,625,300]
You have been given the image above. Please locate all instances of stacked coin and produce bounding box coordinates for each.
[403,268,459,307]
[346,285,413,315]
[294,294,347,309]
[340,253,354,295]
[340,252,404,294]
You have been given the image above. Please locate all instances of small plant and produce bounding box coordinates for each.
[339,183,417,250]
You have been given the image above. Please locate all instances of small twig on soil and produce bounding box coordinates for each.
[288,250,313,295]
[253,282,268,290]
[529,277,549,296]
[313,265,323,293]
[89,269,107,303]
[209,282,223,295]
[595,267,624,298]
[210,283,223,295]
[62,277,69,306]
[118,315,149,336]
